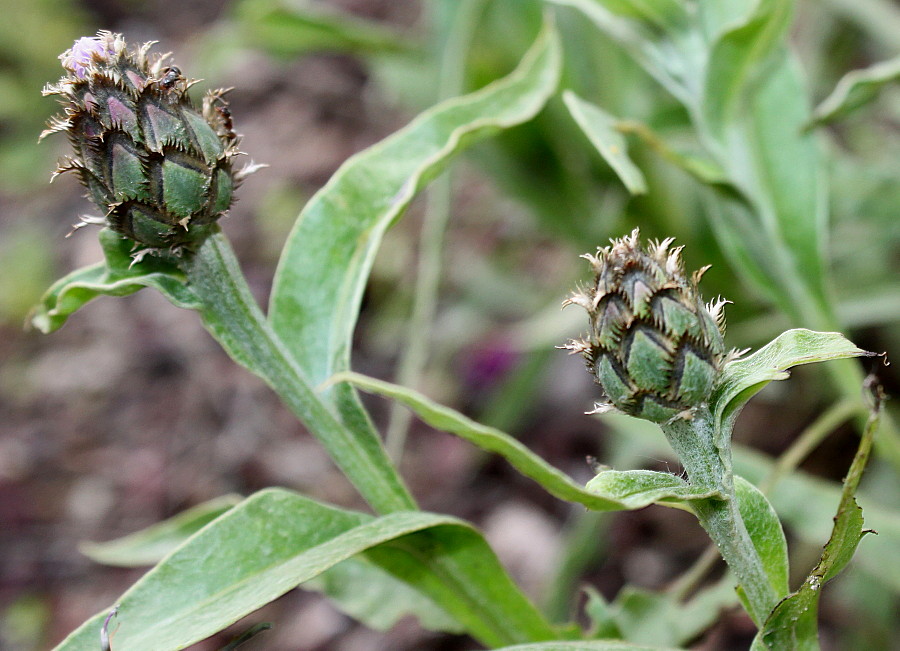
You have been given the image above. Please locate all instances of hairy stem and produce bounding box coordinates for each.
[667,544,721,602]
[663,408,779,625]
[183,233,417,514]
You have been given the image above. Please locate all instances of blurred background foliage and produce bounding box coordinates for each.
[1,0,898,649]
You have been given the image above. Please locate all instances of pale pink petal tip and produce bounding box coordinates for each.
[59,35,114,78]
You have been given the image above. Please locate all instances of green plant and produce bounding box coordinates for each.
[29,4,896,650]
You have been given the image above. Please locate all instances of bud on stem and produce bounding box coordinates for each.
[567,231,781,625]
[42,31,260,253]
[565,229,735,423]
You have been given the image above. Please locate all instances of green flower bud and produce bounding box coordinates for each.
[565,229,733,423]
[41,31,259,252]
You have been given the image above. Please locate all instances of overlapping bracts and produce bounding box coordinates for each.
[565,229,734,423]
[42,31,254,251]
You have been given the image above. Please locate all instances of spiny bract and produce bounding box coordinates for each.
[565,229,734,423]
[42,31,256,251]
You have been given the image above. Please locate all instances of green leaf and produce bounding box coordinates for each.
[703,0,794,137]
[610,120,737,193]
[736,449,900,595]
[585,470,720,509]
[304,558,463,634]
[602,417,900,596]
[269,18,561,390]
[183,233,416,514]
[701,52,830,324]
[545,0,694,106]
[551,0,831,328]
[735,57,827,314]
[712,329,872,430]
[808,55,900,127]
[583,587,623,639]
[337,371,719,510]
[79,495,241,567]
[233,0,415,57]
[52,489,558,651]
[30,229,200,333]
[80,494,463,634]
[490,642,684,651]
[267,18,560,477]
[734,476,789,597]
[753,399,880,650]
[562,91,648,194]
[589,579,738,647]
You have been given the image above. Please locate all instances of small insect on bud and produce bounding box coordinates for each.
[158,66,183,90]
[41,31,258,253]
[564,229,734,423]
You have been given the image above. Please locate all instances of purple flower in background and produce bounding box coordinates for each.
[463,341,519,391]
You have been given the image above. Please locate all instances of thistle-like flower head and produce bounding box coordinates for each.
[565,229,732,423]
[42,31,256,252]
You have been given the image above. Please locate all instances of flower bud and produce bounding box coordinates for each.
[42,31,253,251]
[565,229,731,423]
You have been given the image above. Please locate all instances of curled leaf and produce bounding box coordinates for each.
[809,55,900,128]
[30,229,199,333]
[712,329,873,430]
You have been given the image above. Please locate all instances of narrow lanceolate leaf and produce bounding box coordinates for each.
[544,0,694,106]
[51,489,558,651]
[79,495,463,634]
[585,579,738,647]
[609,120,736,193]
[303,558,463,634]
[732,57,828,316]
[808,55,900,127]
[712,329,872,429]
[30,229,200,333]
[734,448,900,594]
[699,48,831,328]
[734,477,789,598]
[337,371,720,510]
[702,0,794,137]
[269,19,561,390]
[80,495,241,567]
[562,91,647,194]
[586,470,720,509]
[234,0,416,57]
[752,398,881,650]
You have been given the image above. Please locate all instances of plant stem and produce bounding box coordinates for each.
[385,0,486,460]
[759,398,862,495]
[544,510,609,622]
[662,408,779,626]
[667,399,863,604]
[183,233,417,514]
[667,543,721,602]
[183,234,563,648]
